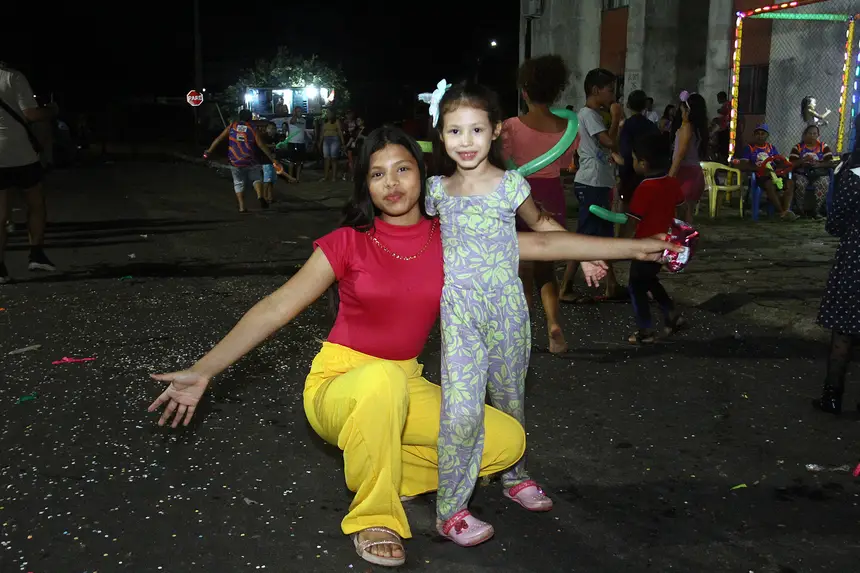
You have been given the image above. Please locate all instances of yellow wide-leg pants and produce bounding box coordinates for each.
[303,342,526,539]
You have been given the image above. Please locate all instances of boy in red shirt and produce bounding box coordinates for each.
[625,133,686,344]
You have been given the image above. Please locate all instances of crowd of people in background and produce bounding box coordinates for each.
[561,79,852,225]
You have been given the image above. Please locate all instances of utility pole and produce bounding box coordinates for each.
[193,0,203,146]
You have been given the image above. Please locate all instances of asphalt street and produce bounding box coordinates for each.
[0,160,857,573]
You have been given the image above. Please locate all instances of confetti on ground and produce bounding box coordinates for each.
[16,393,38,404]
[8,344,42,355]
[51,357,97,365]
[806,464,853,473]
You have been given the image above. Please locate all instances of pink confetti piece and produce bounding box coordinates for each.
[853,463,860,478]
[51,356,96,365]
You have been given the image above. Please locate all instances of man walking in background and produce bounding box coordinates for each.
[0,62,57,284]
[204,109,283,213]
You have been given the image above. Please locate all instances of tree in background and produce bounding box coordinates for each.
[224,48,350,109]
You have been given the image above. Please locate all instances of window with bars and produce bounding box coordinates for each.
[602,0,630,9]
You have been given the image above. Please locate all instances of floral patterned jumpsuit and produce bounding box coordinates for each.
[426,170,532,521]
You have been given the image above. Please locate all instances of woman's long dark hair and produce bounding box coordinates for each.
[328,126,430,317]
[686,93,709,159]
[339,125,428,231]
[433,81,507,177]
[662,104,675,120]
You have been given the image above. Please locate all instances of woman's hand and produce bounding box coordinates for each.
[635,235,682,262]
[148,371,211,428]
[580,261,609,287]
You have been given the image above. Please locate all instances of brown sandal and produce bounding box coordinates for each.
[351,526,406,567]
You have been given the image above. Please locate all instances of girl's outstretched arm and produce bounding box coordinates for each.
[518,231,677,263]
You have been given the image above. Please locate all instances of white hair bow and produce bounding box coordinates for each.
[418,79,451,127]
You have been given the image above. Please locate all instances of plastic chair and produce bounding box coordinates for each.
[698,162,743,218]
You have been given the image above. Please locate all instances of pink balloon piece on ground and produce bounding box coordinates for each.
[52,357,96,365]
[853,463,860,478]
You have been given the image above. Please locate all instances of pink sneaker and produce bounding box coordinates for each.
[504,480,553,512]
[436,509,494,547]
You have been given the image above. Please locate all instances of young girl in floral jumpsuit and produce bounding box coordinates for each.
[425,82,598,547]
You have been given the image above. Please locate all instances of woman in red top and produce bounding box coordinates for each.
[146,127,675,568]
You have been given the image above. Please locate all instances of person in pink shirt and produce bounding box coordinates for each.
[502,55,576,353]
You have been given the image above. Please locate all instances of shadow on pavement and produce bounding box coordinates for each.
[551,334,827,363]
[698,290,824,316]
[3,260,306,283]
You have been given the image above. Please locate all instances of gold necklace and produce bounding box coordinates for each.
[367,219,438,261]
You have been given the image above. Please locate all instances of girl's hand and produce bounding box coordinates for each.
[580,261,609,287]
[148,371,211,428]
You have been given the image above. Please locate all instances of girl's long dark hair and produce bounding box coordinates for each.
[328,126,429,317]
[801,95,812,120]
[433,81,507,177]
[686,93,710,159]
[662,104,675,120]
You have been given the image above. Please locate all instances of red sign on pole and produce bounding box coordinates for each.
[186,90,204,107]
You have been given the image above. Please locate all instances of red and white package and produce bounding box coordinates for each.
[662,219,699,273]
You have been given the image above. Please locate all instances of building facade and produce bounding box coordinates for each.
[521,0,858,154]
[519,0,734,112]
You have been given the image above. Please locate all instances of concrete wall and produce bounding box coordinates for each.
[676,0,710,96]
[700,0,735,111]
[763,0,856,155]
[600,7,629,76]
[624,0,707,112]
[521,0,601,109]
[640,0,682,108]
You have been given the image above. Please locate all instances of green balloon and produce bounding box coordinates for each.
[275,130,300,150]
[417,140,433,153]
[589,204,628,224]
[511,108,579,177]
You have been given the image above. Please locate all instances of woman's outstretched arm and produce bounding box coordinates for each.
[148,249,336,427]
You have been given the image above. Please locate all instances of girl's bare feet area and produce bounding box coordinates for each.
[548,325,568,354]
[352,527,406,567]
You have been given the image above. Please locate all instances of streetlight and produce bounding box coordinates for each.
[476,40,498,82]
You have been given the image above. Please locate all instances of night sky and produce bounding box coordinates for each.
[5,1,520,120]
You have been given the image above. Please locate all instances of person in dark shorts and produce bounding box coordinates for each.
[560,68,624,302]
[286,106,309,182]
[0,63,57,284]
